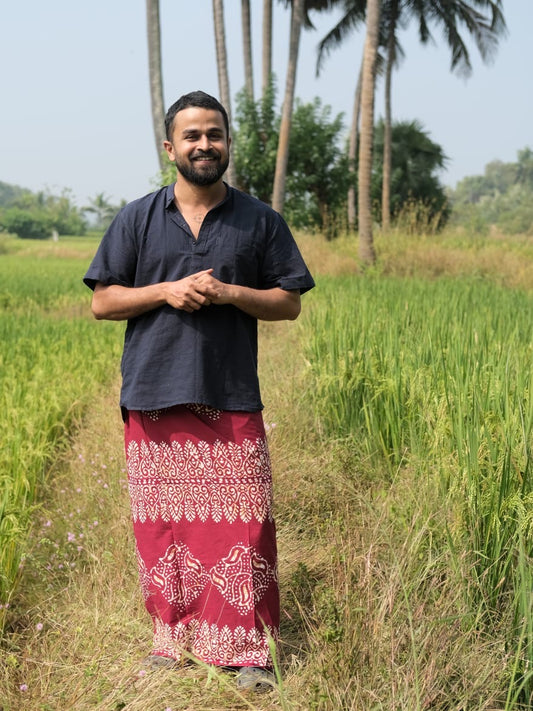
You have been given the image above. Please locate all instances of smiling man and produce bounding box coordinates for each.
[83,91,314,692]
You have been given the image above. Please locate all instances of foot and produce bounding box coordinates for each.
[236,666,276,693]
[142,654,181,671]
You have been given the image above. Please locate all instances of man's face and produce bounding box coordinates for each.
[163,107,230,186]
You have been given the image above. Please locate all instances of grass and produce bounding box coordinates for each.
[0,236,122,617]
[1,229,533,709]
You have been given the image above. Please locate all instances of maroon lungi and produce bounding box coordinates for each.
[124,404,279,666]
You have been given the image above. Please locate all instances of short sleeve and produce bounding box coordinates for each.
[260,212,315,294]
[83,208,139,291]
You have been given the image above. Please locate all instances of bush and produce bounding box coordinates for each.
[0,207,52,239]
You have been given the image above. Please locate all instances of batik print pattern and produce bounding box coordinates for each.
[210,544,277,614]
[137,542,278,614]
[127,437,273,524]
[152,618,278,666]
[125,405,280,667]
[150,543,211,610]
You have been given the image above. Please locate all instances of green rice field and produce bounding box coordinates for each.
[0,237,122,621]
[302,273,533,705]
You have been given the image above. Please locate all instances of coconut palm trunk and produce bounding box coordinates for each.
[381,0,399,230]
[358,0,381,265]
[262,0,273,99]
[347,59,363,231]
[381,29,394,230]
[272,0,304,213]
[212,0,236,185]
[241,0,254,99]
[146,0,165,172]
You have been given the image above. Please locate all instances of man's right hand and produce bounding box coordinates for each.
[91,269,216,321]
[163,269,214,313]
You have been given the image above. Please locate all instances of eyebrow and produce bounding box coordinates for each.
[181,127,224,137]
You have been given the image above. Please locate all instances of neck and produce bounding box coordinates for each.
[173,177,227,210]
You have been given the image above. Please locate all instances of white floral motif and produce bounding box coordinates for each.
[150,543,210,610]
[186,403,222,421]
[127,436,272,524]
[142,409,168,422]
[136,546,152,601]
[210,544,277,615]
[152,618,277,666]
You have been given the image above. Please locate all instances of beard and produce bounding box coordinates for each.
[174,151,229,186]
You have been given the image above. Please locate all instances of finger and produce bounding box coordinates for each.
[191,268,214,280]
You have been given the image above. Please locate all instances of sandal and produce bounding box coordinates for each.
[142,654,181,671]
[236,666,276,693]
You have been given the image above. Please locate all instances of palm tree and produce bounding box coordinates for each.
[212,0,236,185]
[272,0,305,213]
[271,0,338,213]
[83,193,121,231]
[262,0,273,99]
[380,0,403,229]
[412,1,506,77]
[241,0,254,99]
[346,61,363,230]
[373,118,449,226]
[358,0,381,265]
[387,0,506,226]
[315,0,400,231]
[146,0,165,172]
[317,0,506,233]
[315,1,367,230]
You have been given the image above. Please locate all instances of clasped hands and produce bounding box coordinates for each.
[165,269,233,313]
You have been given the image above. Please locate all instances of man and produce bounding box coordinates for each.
[84,90,314,692]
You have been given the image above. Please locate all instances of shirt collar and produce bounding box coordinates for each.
[164,183,177,208]
[164,182,233,210]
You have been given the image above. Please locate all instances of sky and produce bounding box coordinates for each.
[1,1,531,207]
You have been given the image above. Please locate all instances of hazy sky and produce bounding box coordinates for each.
[2,1,531,206]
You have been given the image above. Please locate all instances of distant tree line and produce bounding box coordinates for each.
[449,148,533,235]
[0,183,124,239]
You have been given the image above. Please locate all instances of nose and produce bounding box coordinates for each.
[197,133,211,151]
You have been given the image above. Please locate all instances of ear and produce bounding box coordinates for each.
[163,140,175,161]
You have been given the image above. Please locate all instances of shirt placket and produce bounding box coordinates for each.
[190,220,211,269]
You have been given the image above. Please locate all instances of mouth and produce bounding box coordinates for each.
[192,153,218,163]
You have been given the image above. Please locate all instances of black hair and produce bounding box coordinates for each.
[164,91,229,140]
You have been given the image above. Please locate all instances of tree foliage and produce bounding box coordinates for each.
[0,181,30,208]
[285,98,350,237]
[0,186,87,239]
[232,82,279,204]
[233,87,349,236]
[450,147,533,235]
[83,192,126,231]
[371,118,449,227]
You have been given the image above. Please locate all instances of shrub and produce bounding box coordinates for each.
[0,207,52,239]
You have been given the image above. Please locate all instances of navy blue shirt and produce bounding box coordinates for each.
[84,184,315,412]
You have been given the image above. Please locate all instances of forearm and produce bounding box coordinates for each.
[91,283,167,320]
[91,278,301,322]
[91,270,216,320]
[224,285,301,321]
